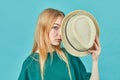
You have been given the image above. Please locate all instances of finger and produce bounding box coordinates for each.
[95,35,100,47]
[94,41,99,50]
[88,50,96,53]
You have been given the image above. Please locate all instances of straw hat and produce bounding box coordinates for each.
[61,10,100,57]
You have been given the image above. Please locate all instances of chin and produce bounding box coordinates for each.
[52,43,60,46]
[54,44,60,46]
[51,41,61,46]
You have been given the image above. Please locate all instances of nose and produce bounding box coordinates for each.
[58,27,62,37]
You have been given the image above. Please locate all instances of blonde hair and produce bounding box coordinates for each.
[31,8,72,80]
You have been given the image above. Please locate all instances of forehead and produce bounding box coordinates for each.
[53,16,64,26]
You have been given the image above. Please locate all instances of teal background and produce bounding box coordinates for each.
[0,0,120,80]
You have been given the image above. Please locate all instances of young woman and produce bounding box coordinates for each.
[18,8,101,80]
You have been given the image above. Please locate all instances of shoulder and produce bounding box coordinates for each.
[22,52,39,70]
[18,53,40,80]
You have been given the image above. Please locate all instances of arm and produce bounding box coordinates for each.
[88,36,101,80]
[90,60,99,80]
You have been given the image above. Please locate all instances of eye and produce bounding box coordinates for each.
[52,26,59,30]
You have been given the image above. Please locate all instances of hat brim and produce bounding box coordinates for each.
[61,10,100,57]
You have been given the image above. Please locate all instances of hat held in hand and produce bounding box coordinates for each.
[61,10,100,57]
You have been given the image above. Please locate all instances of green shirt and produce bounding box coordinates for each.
[18,48,91,80]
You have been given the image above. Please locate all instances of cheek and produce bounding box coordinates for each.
[49,30,57,38]
[49,31,56,40]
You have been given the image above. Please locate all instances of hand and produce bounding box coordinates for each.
[88,36,101,61]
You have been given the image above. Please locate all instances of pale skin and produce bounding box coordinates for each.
[49,16,101,80]
[88,35,101,80]
[49,16,63,46]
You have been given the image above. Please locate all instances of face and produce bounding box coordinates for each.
[49,16,64,46]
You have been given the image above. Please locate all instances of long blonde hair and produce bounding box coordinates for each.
[31,8,72,80]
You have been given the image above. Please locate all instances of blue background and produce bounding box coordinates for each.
[0,0,120,80]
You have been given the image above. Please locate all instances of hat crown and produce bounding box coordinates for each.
[62,10,100,56]
[67,15,96,51]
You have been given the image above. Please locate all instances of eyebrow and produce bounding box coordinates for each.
[53,23,61,26]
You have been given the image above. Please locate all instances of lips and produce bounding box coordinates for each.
[56,39,62,42]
